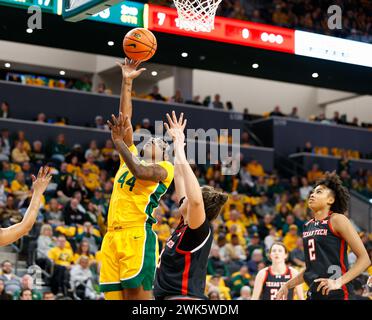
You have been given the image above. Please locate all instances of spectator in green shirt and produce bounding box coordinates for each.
[230,265,251,298]
[13,274,42,300]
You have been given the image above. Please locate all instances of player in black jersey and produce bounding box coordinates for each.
[153,111,228,300]
[251,242,304,300]
[277,172,371,300]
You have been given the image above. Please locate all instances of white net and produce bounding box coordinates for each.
[173,0,222,32]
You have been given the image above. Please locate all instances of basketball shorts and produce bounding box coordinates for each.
[99,225,158,292]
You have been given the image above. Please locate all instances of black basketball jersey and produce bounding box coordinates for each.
[153,219,213,300]
[261,266,294,300]
[303,213,351,300]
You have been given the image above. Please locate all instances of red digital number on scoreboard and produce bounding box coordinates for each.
[147,5,295,54]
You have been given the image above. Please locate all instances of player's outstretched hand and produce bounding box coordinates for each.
[314,278,341,295]
[164,111,187,145]
[275,284,288,300]
[116,58,146,80]
[31,166,52,195]
[107,113,133,144]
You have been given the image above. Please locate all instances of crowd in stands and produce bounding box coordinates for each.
[150,0,372,44]
[0,128,371,300]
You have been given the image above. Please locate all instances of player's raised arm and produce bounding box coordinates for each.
[0,167,52,247]
[165,111,206,230]
[116,58,146,146]
[108,113,167,182]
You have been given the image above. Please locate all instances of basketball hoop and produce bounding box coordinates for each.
[173,0,222,32]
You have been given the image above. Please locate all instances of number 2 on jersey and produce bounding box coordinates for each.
[308,239,316,261]
[117,171,136,191]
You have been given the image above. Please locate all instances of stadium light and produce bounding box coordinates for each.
[151,71,158,76]
[59,70,66,76]
[4,63,11,68]
[312,72,319,78]
[181,52,188,58]
[107,41,114,46]
[252,63,259,69]
[26,28,33,34]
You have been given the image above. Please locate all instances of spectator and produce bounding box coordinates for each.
[229,265,250,297]
[289,107,299,118]
[10,171,30,200]
[303,141,313,153]
[187,95,202,106]
[246,160,265,177]
[210,94,224,109]
[94,116,107,130]
[96,83,106,94]
[264,226,278,251]
[350,117,359,127]
[43,291,55,300]
[149,85,166,101]
[84,141,101,162]
[70,256,98,300]
[208,290,221,300]
[171,89,184,103]
[307,163,323,184]
[0,101,10,118]
[48,235,74,294]
[74,75,92,92]
[50,134,70,163]
[36,113,47,123]
[13,274,42,300]
[0,129,11,160]
[226,101,234,111]
[225,234,247,263]
[101,140,114,161]
[246,233,264,261]
[63,198,88,226]
[140,118,155,135]
[30,140,46,164]
[241,131,250,146]
[0,279,12,300]
[11,141,30,164]
[0,261,21,295]
[243,108,252,121]
[236,285,251,300]
[36,224,55,273]
[283,225,299,252]
[299,177,313,200]
[0,195,22,227]
[45,199,64,226]
[75,226,101,255]
[290,238,306,267]
[247,249,264,275]
[269,106,284,117]
[207,247,230,277]
[19,289,33,300]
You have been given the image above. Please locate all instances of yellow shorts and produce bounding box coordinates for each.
[99,225,158,292]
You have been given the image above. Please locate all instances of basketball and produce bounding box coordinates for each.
[123,28,157,62]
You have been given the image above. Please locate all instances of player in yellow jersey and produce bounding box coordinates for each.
[99,59,174,300]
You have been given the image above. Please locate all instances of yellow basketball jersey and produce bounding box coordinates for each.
[107,144,174,229]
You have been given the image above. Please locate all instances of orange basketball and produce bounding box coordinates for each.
[123,28,157,62]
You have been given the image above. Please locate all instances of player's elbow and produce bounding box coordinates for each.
[188,198,203,208]
[131,166,150,180]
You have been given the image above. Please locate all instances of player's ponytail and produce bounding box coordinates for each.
[315,171,350,214]
[201,186,228,221]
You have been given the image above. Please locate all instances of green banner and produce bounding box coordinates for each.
[88,1,144,27]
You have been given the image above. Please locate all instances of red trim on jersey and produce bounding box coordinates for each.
[263,268,269,284]
[286,266,291,278]
[327,217,342,238]
[339,240,349,300]
[181,253,191,295]
[268,266,274,276]
[175,226,190,254]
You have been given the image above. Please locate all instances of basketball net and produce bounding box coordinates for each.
[173,0,222,32]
